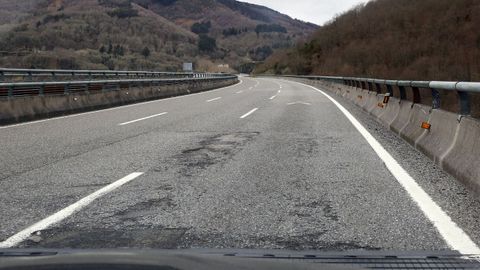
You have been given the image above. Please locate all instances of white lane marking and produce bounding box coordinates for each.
[278,90,281,93]
[0,80,244,130]
[249,87,253,90]
[298,81,480,255]
[118,112,167,126]
[269,95,277,100]
[287,101,311,106]
[236,91,243,94]
[206,97,222,102]
[0,172,144,248]
[240,108,258,119]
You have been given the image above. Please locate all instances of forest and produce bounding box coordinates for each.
[255,0,480,81]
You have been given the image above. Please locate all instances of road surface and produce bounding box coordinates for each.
[1,77,480,252]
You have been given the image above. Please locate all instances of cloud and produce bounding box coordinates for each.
[242,0,369,25]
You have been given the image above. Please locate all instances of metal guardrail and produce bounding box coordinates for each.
[284,75,480,116]
[0,68,228,82]
[0,75,237,98]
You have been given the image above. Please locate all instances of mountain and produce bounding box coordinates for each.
[0,0,317,72]
[255,0,480,81]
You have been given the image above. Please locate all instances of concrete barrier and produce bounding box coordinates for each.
[0,78,238,124]
[415,109,460,162]
[442,117,480,194]
[379,97,401,127]
[371,95,387,118]
[364,92,379,113]
[390,101,414,134]
[399,103,431,146]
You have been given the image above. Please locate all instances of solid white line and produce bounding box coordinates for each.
[118,112,167,126]
[206,97,222,102]
[0,80,244,130]
[0,172,144,248]
[240,108,258,119]
[297,81,480,255]
[269,95,277,100]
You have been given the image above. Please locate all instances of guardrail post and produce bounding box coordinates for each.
[367,82,373,91]
[64,84,69,95]
[458,91,471,116]
[398,85,407,100]
[431,88,441,109]
[412,87,421,103]
[375,83,382,94]
[8,85,13,97]
[39,85,44,96]
[386,85,394,96]
[361,81,366,90]
[0,70,4,82]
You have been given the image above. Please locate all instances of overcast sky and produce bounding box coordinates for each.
[242,0,370,25]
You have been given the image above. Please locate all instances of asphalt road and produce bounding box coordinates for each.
[1,77,480,252]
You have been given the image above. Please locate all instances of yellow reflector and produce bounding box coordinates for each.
[421,122,431,130]
[378,102,385,108]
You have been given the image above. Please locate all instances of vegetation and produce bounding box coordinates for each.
[222,27,248,37]
[255,24,287,35]
[190,21,211,34]
[0,0,317,72]
[198,35,216,52]
[249,45,273,61]
[256,0,480,81]
[108,7,139,18]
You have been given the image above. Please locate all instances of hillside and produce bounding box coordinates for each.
[133,0,317,72]
[255,0,480,81]
[0,0,317,72]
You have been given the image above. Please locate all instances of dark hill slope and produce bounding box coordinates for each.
[255,0,480,81]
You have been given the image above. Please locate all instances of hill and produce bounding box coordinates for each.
[255,0,480,81]
[0,0,317,72]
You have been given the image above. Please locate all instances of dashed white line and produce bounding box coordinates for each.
[269,95,277,100]
[118,112,168,126]
[298,81,480,255]
[236,91,243,94]
[240,108,258,119]
[278,90,281,93]
[0,172,144,248]
[206,97,222,102]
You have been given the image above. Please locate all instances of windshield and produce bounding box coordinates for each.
[1,0,480,260]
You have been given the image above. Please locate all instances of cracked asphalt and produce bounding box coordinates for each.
[1,77,480,252]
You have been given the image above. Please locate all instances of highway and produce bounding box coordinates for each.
[1,77,480,252]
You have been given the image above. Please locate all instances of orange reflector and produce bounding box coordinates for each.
[421,122,431,130]
[347,90,350,93]
[383,96,390,104]
[378,102,385,108]
[358,95,363,99]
